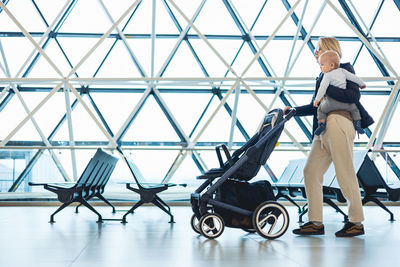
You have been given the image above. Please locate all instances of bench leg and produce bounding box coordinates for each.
[121,200,144,223]
[75,204,82,213]
[78,198,103,223]
[363,196,395,221]
[50,201,73,223]
[298,207,308,223]
[324,198,348,222]
[155,195,171,213]
[96,193,116,213]
[152,198,174,223]
[276,192,301,213]
[76,195,94,213]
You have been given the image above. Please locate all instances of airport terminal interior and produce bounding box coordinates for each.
[0,0,400,266]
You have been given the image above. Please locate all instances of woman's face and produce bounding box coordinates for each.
[314,42,324,62]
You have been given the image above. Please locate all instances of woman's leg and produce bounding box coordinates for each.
[303,138,332,222]
[324,114,364,223]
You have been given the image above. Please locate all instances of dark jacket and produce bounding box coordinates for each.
[294,62,374,136]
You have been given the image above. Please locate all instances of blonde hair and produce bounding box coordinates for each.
[319,37,342,58]
[319,50,340,68]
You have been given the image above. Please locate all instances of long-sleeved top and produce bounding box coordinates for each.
[315,68,366,101]
[294,62,373,137]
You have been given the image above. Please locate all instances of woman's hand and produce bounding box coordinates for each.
[283,106,291,115]
[313,100,320,107]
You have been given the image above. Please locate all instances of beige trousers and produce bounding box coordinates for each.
[304,114,364,223]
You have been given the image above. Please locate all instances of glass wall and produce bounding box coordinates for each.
[0,0,399,197]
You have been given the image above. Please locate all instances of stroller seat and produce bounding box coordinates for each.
[197,168,225,179]
[190,108,296,239]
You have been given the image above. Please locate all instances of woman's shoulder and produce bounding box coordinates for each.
[339,62,355,74]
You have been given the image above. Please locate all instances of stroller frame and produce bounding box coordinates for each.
[191,108,295,239]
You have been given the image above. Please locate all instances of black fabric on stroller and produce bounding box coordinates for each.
[191,108,295,239]
[215,180,276,227]
[197,108,284,181]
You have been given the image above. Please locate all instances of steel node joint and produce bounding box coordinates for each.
[211,87,221,95]
[242,34,251,42]
[48,31,57,38]
[79,85,90,94]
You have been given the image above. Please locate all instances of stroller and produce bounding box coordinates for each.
[190,108,295,239]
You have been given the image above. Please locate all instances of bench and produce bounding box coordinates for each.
[274,150,370,222]
[117,147,187,223]
[29,148,118,223]
[357,152,400,221]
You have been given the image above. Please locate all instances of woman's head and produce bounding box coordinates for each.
[314,37,342,61]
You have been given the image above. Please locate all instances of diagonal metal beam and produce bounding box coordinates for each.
[1,37,71,182]
[31,0,80,78]
[65,0,142,79]
[93,1,142,77]
[0,0,9,13]
[114,88,152,143]
[160,0,207,77]
[394,0,400,10]
[226,0,307,151]
[225,0,312,142]
[162,1,250,141]
[337,0,394,83]
[351,0,384,65]
[281,0,315,51]
[347,0,397,78]
[87,91,114,138]
[0,89,13,112]
[214,88,249,140]
[8,96,82,192]
[65,82,117,147]
[151,89,188,143]
[97,0,147,77]
[0,2,64,77]
[0,40,71,182]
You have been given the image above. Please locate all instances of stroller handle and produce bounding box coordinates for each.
[284,108,296,120]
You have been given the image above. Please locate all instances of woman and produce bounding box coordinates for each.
[287,37,367,237]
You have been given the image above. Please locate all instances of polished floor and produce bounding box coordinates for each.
[0,204,399,267]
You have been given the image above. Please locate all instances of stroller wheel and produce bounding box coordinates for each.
[252,201,289,239]
[190,214,201,234]
[199,213,225,239]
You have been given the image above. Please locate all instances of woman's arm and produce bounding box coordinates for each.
[294,102,316,117]
[326,81,360,103]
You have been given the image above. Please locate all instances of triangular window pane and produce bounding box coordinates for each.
[51,94,109,142]
[122,95,183,142]
[161,40,208,77]
[58,0,114,33]
[55,37,115,77]
[188,0,242,35]
[26,40,70,78]
[161,93,212,137]
[230,43,267,76]
[20,150,64,192]
[89,92,145,136]
[0,37,37,77]
[1,0,46,32]
[0,93,43,142]
[251,0,299,35]
[310,3,359,37]
[367,0,400,37]
[126,150,178,183]
[94,41,145,77]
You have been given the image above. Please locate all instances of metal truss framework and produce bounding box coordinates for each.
[0,0,399,192]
